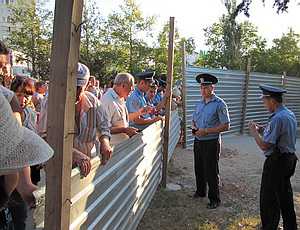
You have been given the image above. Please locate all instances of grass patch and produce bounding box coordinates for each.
[196,221,219,230]
[227,216,260,230]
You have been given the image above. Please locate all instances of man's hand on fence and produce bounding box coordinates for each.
[73,148,91,177]
[125,127,139,137]
[100,138,113,165]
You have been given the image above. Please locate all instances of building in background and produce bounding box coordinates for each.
[0,0,34,41]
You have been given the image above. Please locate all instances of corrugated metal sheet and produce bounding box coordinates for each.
[69,112,181,230]
[183,66,300,149]
[243,72,283,132]
[168,111,181,161]
[286,75,300,123]
[184,67,245,148]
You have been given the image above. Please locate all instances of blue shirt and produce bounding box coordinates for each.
[192,94,230,141]
[126,87,151,128]
[263,105,297,156]
[145,95,154,107]
[152,91,163,106]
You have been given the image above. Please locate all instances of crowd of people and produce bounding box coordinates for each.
[0,40,182,229]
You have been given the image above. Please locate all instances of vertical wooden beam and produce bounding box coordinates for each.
[44,0,83,229]
[240,57,251,134]
[181,41,187,148]
[282,71,287,104]
[162,17,175,188]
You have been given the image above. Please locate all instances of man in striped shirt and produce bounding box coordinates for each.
[38,63,112,176]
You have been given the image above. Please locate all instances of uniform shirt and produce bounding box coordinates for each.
[38,91,111,157]
[126,87,151,122]
[263,105,297,156]
[100,88,129,129]
[145,95,155,107]
[192,94,230,141]
[152,91,163,106]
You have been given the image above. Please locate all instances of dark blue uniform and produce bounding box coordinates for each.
[259,85,298,230]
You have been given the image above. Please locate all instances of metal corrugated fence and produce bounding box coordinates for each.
[184,66,300,149]
[68,112,181,230]
[168,111,181,161]
[243,72,283,132]
[286,75,300,123]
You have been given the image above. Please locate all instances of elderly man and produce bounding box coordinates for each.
[100,73,152,145]
[249,85,298,230]
[192,73,230,209]
[38,63,112,176]
[126,72,163,130]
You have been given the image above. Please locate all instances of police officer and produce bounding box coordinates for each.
[153,78,166,106]
[126,71,163,130]
[249,84,298,230]
[192,73,230,209]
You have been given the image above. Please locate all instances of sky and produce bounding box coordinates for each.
[48,0,300,50]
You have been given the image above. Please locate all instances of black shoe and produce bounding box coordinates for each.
[207,201,220,209]
[190,192,206,199]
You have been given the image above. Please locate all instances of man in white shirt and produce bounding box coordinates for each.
[100,73,151,145]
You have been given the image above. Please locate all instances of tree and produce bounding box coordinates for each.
[224,0,298,16]
[199,0,266,70]
[262,29,300,76]
[153,22,196,81]
[80,0,107,78]
[7,0,53,79]
[105,0,156,74]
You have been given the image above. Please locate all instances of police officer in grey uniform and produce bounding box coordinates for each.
[249,84,298,230]
[192,73,230,209]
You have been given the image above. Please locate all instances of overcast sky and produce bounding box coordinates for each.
[48,0,300,50]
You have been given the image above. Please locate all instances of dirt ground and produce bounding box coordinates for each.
[138,136,300,230]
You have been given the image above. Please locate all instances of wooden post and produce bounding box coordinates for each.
[240,57,251,134]
[44,0,83,229]
[282,71,287,104]
[181,42,187,148]
[162,17,175,188]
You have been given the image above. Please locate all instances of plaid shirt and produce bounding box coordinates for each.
[38,91,110,157]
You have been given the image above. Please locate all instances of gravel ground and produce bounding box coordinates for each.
[138,137,300,230]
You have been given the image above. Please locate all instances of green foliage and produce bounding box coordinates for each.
[153,22,195,81]
[263,29,300,76]
[105,0,156,74]
[201,0,266,70]
[197,0,300,77]
[7,0,53,79]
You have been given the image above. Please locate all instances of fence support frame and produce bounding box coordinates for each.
[240,57,251,134]
[44,0,83,229]
[162,17,175,188]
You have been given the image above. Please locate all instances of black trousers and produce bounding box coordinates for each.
[8,191,27,230]
[260,153,298,230]
[193,138,220,202]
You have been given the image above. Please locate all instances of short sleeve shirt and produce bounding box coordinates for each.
[100,88,129,129]
[126,87,151,122]
[192,94,230,140]
[263,105,297,156]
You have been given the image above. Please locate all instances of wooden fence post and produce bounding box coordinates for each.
[240,57,251,134]
[162,17,175,188]
[282,71,287,104]
[181,42,187,148]
[44,0,83,229]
